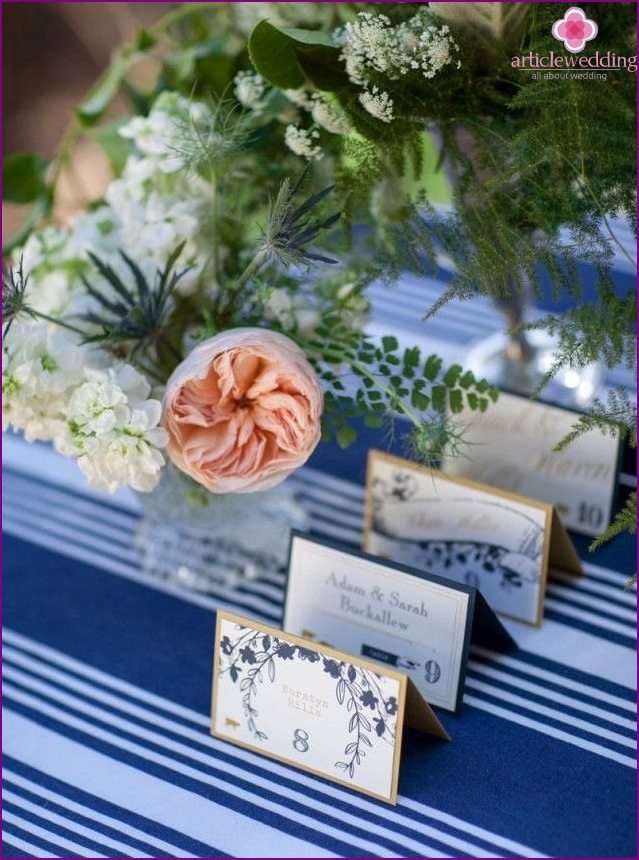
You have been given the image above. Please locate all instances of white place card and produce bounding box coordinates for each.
[283,534,515,713]
[364,450,582,627]
[442,390,620,536]
[211,611,448,805]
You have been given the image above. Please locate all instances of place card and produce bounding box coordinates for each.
[364,450,582,627]
[283,533,515,713]
[442,390,620,536]
[211,611,449,804]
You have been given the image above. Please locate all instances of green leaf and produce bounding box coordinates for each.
[382,335,398,353]
[364,413,385,429]
[135,28,157,51]
[93,119,135,174]
[424,354,442,382]
[336,424,358,449]
[443,364,462,387]
[466,392,479,410]
[248,21,344,90]
[403,347,420,367]
[2,153,48,203]
[488,387,500,403]
[449,389,464,414]
[459,370,476,390]
[411,391,430,411]
[77,54,126,126]
[1,196,51,255]
[432,385,446,413]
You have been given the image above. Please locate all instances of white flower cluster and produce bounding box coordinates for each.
[3,322,168,492]
[262,288,320,336]
[234,70,268,112]
[284,124,323,160]
[359,87,394,123]
[334,9,460,122]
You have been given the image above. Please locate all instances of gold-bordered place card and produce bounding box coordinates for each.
[442,390,621,537]
[283,533,515,713]
[363,450,583,627]
[211,610,449,805]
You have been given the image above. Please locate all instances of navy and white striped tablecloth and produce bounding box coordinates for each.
[3,268,637,859]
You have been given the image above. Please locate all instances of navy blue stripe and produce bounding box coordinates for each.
[470,647,637,708]
[543,608,636,649]
[545,589,637,631]
[465,669,636,741]
[4,695,403,859]
[1,843,40,860]
[2,799,128,858]
[1,822,79,858]
[3,757,230,859]
[3,785,178,859]
[3,652,522,858]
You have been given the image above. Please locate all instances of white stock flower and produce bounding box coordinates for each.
[284,125,323,160]
[2,321,84,442]
[62,364,168,493]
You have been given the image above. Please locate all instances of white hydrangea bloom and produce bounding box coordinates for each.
[60,364,168,494]
[234,70,267,112]
[2,321,85,442]
[359,87,394,123]
[284,125,323,160]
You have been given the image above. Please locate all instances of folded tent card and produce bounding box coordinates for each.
[211,610,448,805]
[363,450,583,627]
[441,390,621,538]
[283,533,515,713]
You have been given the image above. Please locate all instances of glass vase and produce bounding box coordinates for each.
[134,463,309,593]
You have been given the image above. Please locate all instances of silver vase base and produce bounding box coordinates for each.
[465,330,602,408]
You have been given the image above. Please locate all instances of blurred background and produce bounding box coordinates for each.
[2,2,166,234]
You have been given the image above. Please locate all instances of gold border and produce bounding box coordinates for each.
[210,609,407,805]
[363,449,553,628]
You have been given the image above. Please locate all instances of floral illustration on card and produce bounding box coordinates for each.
[219,622,399,779]
[371,467,545,592]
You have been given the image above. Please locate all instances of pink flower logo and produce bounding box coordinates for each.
[552,7,597,53]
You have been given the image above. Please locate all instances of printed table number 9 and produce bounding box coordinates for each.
[293,728,309,752]
[424,660,441,684]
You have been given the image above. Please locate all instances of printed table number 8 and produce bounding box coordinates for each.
[293,728,310,752]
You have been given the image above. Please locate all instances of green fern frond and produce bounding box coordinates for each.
[589,492,637,553]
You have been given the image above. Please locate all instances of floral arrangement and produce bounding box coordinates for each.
[2,5,497,497]
[2,2,635,562]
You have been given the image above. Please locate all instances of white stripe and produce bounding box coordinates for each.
[0,674,477,859]
[2,518,280,623]
[471,647,636,711]
[550,570,637,607]
[1,633,546,858]
[464,677,636,749]
[467,660,636,731]
[0,831,60,859]
[581,559,637,586]
[464,695,636,768]
[547,582,637,622]
[1,810,104,859]
[498,617,637,692]
[3,711,338,859]
[543,596,636,638]
[3,790,154,859]
[3,769,198,859]
[7,633,635,768]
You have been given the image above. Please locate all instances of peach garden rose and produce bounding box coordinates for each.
[162,328,323,493]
